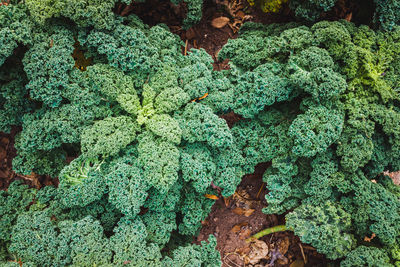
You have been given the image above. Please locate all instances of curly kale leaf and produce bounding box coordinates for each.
[106,162,150,218]
[58,156,106,207]
[81,116,139,158]
[137,132,180,193]
[0,181,36,243]
[286,201,356,260]
[288,105,344,158]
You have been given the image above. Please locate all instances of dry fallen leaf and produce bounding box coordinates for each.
[383,170,400,185]
[20,172,41,189]
[364,233,376,242]
[232,207,245,215]
[211,17,230,28]
[236,245,251,256]
[277,255,290,265]
[204,194,219,200]
[236,10,245,19]
[232,207,255,217]
[232,189,256,209]
[223,196,230,207]
[239,228,252,240]
[345,12,353,22]
[278,236,290,255]
[244,209,255,217]
[244,239,269,265]
[231,222,248,233]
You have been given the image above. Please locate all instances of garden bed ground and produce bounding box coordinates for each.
[0,0,376,265]
[197,163,329,267]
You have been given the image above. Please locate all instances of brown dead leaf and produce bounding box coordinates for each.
[211,17,230,28]
[232,207,255,217]
[20,172,41,189]
[277,256,289,265]
[231,222,248,233]
[236,245,251,256]
[290,259,305,267]
[301,245,316,251]
[239,228,252,240]
[236,10,245,19]
[204,194,219,200]
[233,189,251,200]
[232,189,256,209]
[278,236,290,255]
[244,239,269,265]
[345,12,352,22]
[231,225,241,233]
[371,179,377,183]
[223,196,231,207]
[244,209,255,217]
[364,233,376,242]
[384,170,400,185]
[232,207,245,215]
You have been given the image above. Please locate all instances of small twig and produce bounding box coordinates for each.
[184,39,188,56]
[170,26,182,33]
[298,243,307,264]
[269,234,274,243]
[235,190,254,201]
[223,253,243,267]
[256,182,264,199]
[301,245,316,251]
[246,225,288,242]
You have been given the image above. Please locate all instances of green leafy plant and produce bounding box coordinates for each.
[220,20,400,262]
[2,0,400,265]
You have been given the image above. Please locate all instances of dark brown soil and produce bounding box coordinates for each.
[126,0,295,70]
[0,128,56,190]
[0,127,19,190]
[197,163,328,267]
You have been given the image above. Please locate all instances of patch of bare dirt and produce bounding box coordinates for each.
[0,128,56,190]
[0,128,18,190]
[197,163,329,267]
[120,0,295,70]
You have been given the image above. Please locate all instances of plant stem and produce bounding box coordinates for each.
[246,225,288,242]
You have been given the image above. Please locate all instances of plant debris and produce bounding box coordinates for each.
[211,16,230,28]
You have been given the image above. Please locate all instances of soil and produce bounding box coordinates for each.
[0,127,19,190]
[196,163,328,267]
[0,0,373,265]
[0,127,56,190]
